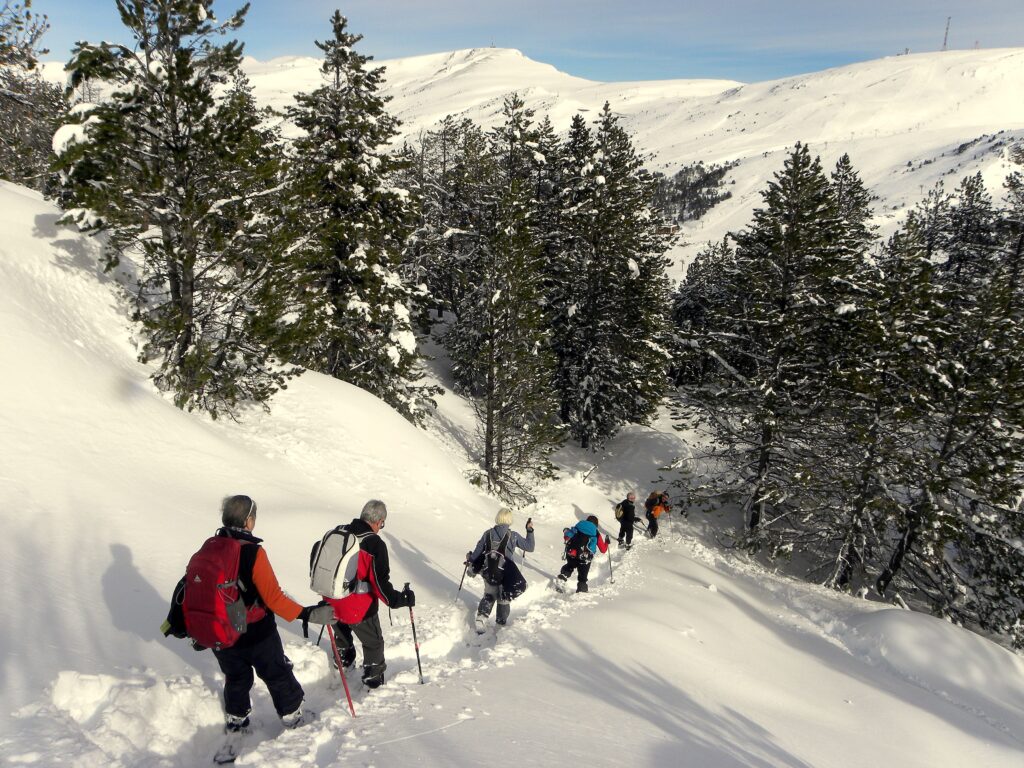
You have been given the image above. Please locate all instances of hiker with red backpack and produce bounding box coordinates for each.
[555,515,610,593]
[318,500,415,689]
[164,495,334,737]
[466,508,534,633]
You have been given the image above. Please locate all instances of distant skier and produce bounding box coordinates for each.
[555,515,609,593]
[322,500,415,689]
[615,491,637,549]
[466,508,534,633]
[644,491,671,539]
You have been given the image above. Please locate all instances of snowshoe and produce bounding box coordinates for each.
[474,614,487,634]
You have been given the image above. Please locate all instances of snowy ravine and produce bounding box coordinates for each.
[2,176,1023,767]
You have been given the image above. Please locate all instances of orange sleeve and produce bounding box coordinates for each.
[251,548,303,622]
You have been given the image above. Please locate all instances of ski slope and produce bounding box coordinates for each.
[1,175,1023,767]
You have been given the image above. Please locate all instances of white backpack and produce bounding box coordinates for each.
[309,525,367,598]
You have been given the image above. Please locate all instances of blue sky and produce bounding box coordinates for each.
[37,0,1024,82]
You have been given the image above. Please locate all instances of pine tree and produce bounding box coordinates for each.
[674,144,867,548]
[550,105,674,448]
[54,0,297,417]
[460,185,562,502]
[875,177,1024,644]
[0,0,62,191]
[281,11,433,420]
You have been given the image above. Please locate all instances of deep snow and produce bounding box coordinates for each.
[1,178,1022,766]
[4,44,1024,768]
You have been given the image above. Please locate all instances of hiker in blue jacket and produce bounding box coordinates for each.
[555,515,609,594]
[466,508,534,633]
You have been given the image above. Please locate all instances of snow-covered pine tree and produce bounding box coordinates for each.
[280,11,433,421]
[875,176,1024,645]
[674,144,866,548]
[54,0,298,417]
[0,0,63,191]
[0,64,63,191]
[550,105,674,449]
[401,115,490,322]
[443,95,563,501]
[0,0,48,69]
[462,185,562,503]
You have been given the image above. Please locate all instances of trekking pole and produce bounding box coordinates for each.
[454,561,469,603]
[316,624,325,647]
[405,582,425,684]
[607,537,615,584]
[326,624,356,718]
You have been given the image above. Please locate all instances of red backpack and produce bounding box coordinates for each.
[182,535,266,650]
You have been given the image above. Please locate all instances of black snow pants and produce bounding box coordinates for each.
[558,555,593,591]
[617,516,634,546]
[213,629,303,719]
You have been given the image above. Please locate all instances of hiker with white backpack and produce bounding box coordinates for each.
[310,499,414,689]
[465,508,534,633]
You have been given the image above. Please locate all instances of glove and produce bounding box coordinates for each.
[299,604,335,625]
[525,517,534,532]
[402,586,416,607]
[605,535,612,546]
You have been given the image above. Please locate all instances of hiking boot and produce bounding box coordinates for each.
[475,614,487,634]
[554,576,567,593]
[576,582,589,594]
[362,665,386,689]
[224,713,251,734]
[338,645,356,669]
[617,538,624,547]
[281,706,314,730]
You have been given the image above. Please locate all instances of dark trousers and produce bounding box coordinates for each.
[559,556,592,588]
[333,613,386,676]
[213,629,303,719]
[647,512,659,538]
[617,518,634,546]
[477,579,511,623]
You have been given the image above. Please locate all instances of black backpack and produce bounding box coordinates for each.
[482,530,512,586]
[565,527,594,564]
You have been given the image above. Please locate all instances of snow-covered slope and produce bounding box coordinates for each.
[2,182,1023,766]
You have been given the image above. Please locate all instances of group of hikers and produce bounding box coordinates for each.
[163,489,673,741]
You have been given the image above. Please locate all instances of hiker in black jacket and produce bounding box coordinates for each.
[616,491,637,549]
[466,508,534,633]
[322,500,414,689]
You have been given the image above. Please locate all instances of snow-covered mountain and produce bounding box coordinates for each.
[237,46,1024,270]
[44,45,1024,271]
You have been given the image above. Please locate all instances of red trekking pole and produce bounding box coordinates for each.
[326,624,356,717]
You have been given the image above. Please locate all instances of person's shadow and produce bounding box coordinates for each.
[101,543,203,668]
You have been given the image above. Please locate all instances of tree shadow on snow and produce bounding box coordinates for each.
[33,212,114,284]
[539,633,815,768]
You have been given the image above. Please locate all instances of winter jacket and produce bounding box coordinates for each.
[562,519,609,555]
[617,498,636,523]
[645,493,670,519]
[469,524,535,564]
[325,518,407,625]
